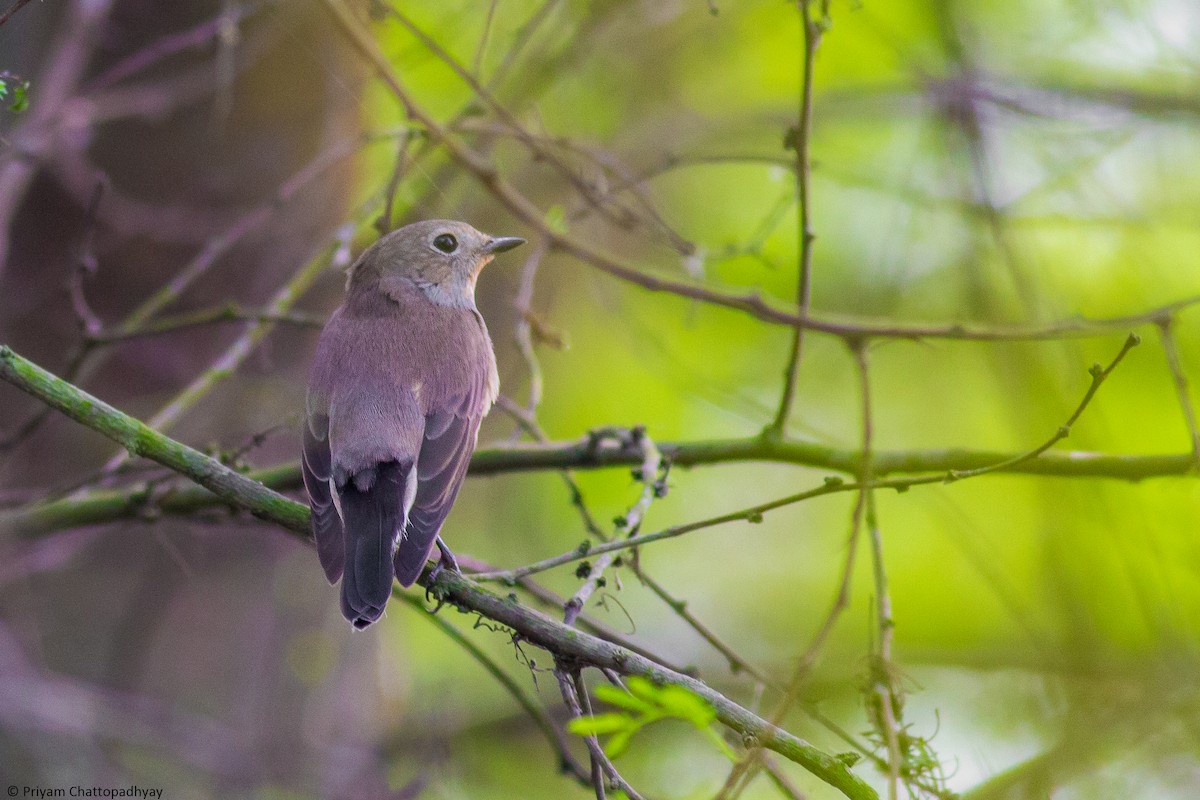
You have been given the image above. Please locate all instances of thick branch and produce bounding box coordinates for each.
[0,347,308,534]
[0,347,876,800]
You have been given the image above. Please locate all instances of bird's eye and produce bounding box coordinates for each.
[433,233,458,253]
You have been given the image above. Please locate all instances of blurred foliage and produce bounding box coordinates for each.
[0,73,30,113]
[4,0,1200,799]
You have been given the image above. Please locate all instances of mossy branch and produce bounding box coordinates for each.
[7,434,1191,538]
[0,346,878,800]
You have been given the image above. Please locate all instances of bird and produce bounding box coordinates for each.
[301,220,524,629]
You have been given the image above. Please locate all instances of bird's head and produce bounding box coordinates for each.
[349,219,525,309]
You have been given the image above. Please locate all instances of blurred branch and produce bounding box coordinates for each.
[0,0,33,27]
[1,135,360,454]
[97,222,355,475]
[0,346,878,800]
[854,345,901,800]
[0,0,116,276]
[86,304,325,343]
[1156,320,1200,471]
[320,0,1200,345]
[396,591,592,787]
[770,0,827,437]
[8,432,1189,539]
[476,334,1142,585]
[84,1,267,93]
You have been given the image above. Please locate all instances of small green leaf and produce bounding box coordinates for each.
[593,683,658,714]
[625,675,662,703]
[567,713,632,736]
[655,685,716,728]
[604,728,635,759]
[544,204,568,235]
[5,79,29,113]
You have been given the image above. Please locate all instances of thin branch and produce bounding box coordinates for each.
[318,0,1200,345]
[86,305,325,344]
[0,0,34,27]
[564,429,662,627]
[0,346,877,800]
[942,332,1141,482]
[383,4,647,234]
[629,568,775,687]
[1156,320,1200,471]
[84,0,267,93]
[374,132,412,235]
[556,668,608,800]
[853,345,900,800]
[770,0,826,436]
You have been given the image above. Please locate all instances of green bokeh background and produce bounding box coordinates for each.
[336,1,1200,797]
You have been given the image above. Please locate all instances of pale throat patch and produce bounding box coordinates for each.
[417,274,478,310]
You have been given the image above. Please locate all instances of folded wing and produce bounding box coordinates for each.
[393,395,483,586]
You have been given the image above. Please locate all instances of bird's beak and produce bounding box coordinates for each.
[483,236,526,254]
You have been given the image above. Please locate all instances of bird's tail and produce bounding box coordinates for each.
[337,461,409,629]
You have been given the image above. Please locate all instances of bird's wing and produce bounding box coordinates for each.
[301,408,344,584]
[392,390,485,586]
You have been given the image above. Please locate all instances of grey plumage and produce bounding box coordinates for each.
[303,220,523,629]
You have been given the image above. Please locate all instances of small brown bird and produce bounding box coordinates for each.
[302,220,524,629]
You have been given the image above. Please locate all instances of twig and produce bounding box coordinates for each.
[942,332,1141,482]
[770,0,827,437]
[86,305,325,344]
[853,345,900,800]
[83,1,267,93]
[383,4,646,233]
[563,429,662,627]
[375,132,412,235]
[0,0,34,27]
[556,668,607,800]
[319,0,1200,345]
[1156,320,1200,471]
[629,568,775,687]
[555,666,649,800]
[65,180,106,338]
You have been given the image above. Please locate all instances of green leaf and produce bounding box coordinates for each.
[624,675,662,703]
[567,713,633,736]
[544,204,568,235]
[604,727,635,759]
[6,80,29,113]
[593,683,658,715]
[654,685,716,728]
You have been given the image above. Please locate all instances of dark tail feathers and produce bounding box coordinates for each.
[336,461,409,629]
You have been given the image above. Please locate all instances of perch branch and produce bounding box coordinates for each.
[0,347,877,800]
